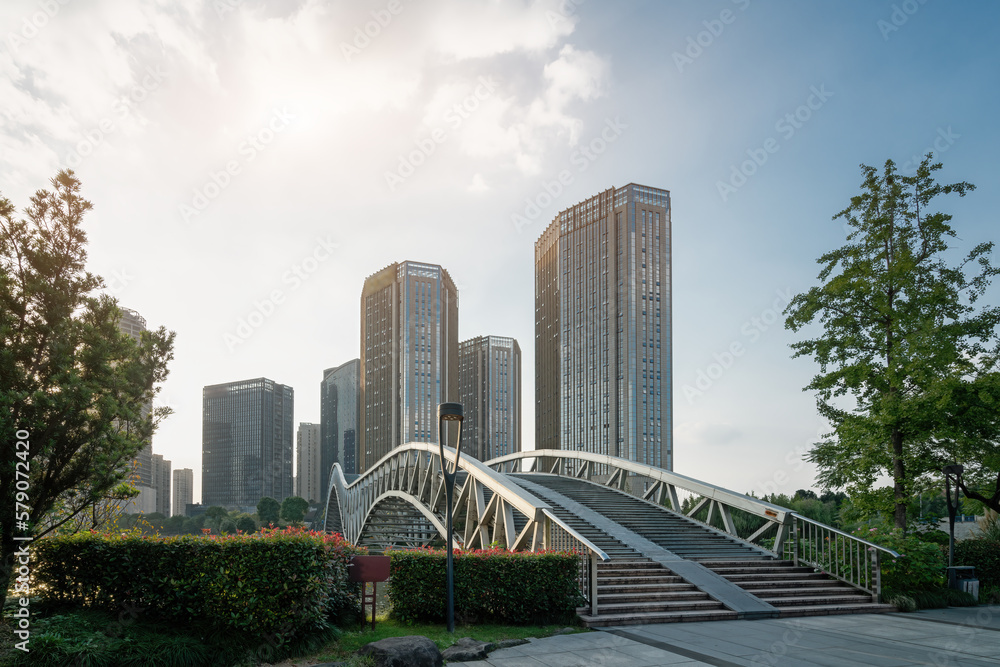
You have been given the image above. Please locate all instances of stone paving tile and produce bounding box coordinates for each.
[486,655,550,667]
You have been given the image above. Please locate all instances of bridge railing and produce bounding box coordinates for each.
[486,450,899,601]
[786,513,899,600]
[323,443,609,613]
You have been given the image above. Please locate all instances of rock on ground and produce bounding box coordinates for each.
[441,637,493,662]
[356,635,443,667]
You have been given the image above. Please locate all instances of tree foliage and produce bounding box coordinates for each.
[785,155,1000,529]
[0,171,175,595]
[256,496,280,527]
[280,495,309,523]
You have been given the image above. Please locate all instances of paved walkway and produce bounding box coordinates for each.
[447,607,1000,666]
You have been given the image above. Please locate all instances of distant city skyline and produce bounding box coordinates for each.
[7,2,998,502]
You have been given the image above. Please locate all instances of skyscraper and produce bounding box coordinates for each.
[172,468,193,517]
[202,377,294,510]
[296,422,321,503]
[320,359,360,498]
[359,261,458,472]
[458,335,521,462]
[535,184,672,470]
[151,454,171,516]
[118,307,156,513]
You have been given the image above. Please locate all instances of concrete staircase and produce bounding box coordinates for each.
[698,559,896,617]
[581,560,738,627]
[512,473,896,625]
[521,474,767,561]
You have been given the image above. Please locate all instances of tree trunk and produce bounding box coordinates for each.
[0,517,17,602]
[892,429,907,530]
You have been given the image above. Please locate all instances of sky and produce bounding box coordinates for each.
[3,0,999,505]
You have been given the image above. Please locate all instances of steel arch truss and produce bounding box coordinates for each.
[323,442,592,552]
[486,450,795,554]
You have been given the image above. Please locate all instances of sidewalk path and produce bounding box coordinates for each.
[446,607,1000,666]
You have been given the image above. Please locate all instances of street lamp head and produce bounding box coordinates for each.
[439,402,464,422]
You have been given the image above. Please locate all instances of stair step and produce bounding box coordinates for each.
[579,609,740,627]
[776,603,896,618]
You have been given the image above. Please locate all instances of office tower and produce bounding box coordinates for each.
[320,359,360,501]
[458,335,521,462]
[535,184,672,470]
[359,261,459,472]
[172,468,194,517]
[296,422,322,503]
[202,378,294,510]
[117,307,157,513]
[151,454,171,516]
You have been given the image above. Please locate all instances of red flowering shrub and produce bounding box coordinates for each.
[32,526,364,644]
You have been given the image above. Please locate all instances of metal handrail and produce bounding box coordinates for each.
[786,513,900,600]
[789,513,900,559]
[541,508,610,561]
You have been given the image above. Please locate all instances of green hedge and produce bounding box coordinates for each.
[32,526,364,644]
[387,548,584,625]
[955,538,1000,590]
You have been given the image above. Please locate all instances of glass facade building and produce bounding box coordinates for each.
[202,377,294,510]
[296,422,322,503]
[320,359,359,494]
[172,468,193,517]
[458,335,521,462]
[359,261,458,472]
[535,184,672,470]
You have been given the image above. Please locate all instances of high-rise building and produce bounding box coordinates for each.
[359,261,458,472]
[296,422,322,503]
[118,307,156,513]
[320,359,360,499]
[151,454,171,516]
[458,335,521,462]
[202,378,294,510]
[172,468,193,517]
[535,184,672,470]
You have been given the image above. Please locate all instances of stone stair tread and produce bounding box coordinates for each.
[776,603,896,617]
[578,609,740,626]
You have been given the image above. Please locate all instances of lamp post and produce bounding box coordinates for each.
[437,402,464,633]
[943,464,964,568]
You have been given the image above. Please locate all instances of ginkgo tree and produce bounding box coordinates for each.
[785,155,1000,530]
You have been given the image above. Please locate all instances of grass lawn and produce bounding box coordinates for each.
[0,601,587,666]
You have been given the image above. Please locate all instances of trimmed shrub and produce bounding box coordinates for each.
[954,538,1000,590]
[31,526,364,645]
[388,548,584,625]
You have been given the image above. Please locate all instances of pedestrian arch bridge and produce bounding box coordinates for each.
[322,443,898,625]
